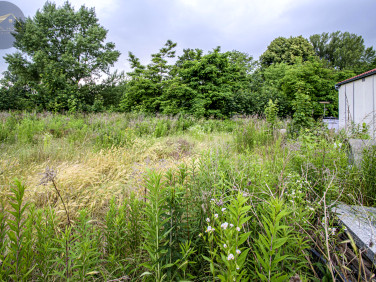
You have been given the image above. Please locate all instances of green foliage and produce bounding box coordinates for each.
[258,57,354,119]
[51,225,74,280]
[264,99,279,130]
[289,128,348,197]
[141,171,171,281]
[0,202,9,280]
[72,210,101,281]
[310,31,376,72]
[283,57,355,118]
[6,179,34,280]
[34,207,58,279]
[260,36,315,68]
[289,92,315,134]
[203,193,252,282]
[253,198,293,281]
[121,44,253,118]
[359,145,376,205]
[104,194,143,278]
[234,118,272,152]
[2,1,120,112]
[0,113,370,281]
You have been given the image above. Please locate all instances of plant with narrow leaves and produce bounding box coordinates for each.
[171,240,197,281]
[254,198,292,281]
[141,170,172,281]
[264,99,279,131]
[34,207,59,280]
[203,192,251,282]
[6,179,35,280]
[72,210,101,281]
[0,201,10,280]
[51,225,74,281]
[104,196,141,279]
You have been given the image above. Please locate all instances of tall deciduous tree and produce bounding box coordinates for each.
[259,36,315,68]
[310,31,375,72]
[167,47,252,118]
[281,57,355,118]
[3,1,120,111]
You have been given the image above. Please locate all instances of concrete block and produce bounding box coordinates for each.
[332,203,376,264]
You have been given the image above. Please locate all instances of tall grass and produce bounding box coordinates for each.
[0,112,374,280]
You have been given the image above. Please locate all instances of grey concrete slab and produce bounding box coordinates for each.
[332,203,376,264]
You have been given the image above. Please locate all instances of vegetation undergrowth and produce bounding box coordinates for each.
[0,112,374,281]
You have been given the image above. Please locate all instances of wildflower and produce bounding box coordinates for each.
[214,214,218,219]
[221,222,229,229]
[221,207,226,212]
[206,218,210,223]
[230,223,234,228]
[205,226,215,233]
[236,227,241,232]
[236,249,241,254]
[210,198,215,202]
[223,244,227,248]
[236,266,240,270]
[227,254,234,260]
[329,228,336,235]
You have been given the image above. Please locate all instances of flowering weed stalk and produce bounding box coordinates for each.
[203,192,251,282]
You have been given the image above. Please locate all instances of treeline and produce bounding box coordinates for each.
[0,2,375,118]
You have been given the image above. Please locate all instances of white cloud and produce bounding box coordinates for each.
[49,0,120,20]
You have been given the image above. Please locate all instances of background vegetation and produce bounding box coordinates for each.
[0,113,375,281]
[0,1,376,281]
[0,2,375,119]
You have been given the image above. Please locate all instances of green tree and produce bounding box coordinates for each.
[281,57,355,118]
[121,45,254,118]
[256,57,355,119]
[170,47,251,117]
[121,40,176,113]
[2,1,120,111]
[259,36,315,68]
[310,31,375,72]
[257,63,293,116]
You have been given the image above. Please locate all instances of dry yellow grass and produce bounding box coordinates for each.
[0,132,233,220]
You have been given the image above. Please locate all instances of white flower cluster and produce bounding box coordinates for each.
[221,222,229,229]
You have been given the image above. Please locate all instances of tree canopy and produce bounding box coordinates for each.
[310,31,376,72]
[121,43,254,118]
[259,36,315,68]
[2,1,120,111]
[0,0,374,123]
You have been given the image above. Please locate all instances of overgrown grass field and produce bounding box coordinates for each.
[0,112,375,281]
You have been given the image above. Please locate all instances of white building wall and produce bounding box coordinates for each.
[338,73,376,137]
[338,84,346,129]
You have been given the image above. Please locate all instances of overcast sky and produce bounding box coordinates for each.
[1,0,376,75]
